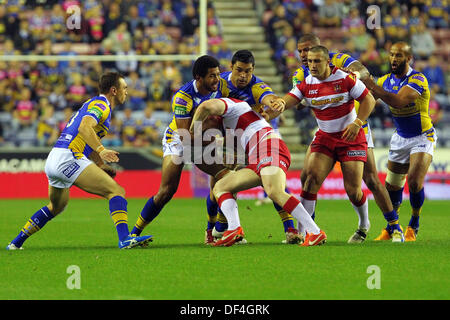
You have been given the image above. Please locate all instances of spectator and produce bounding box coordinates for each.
[13,87,38,127]
[424,0,448,29]
[107,22,132,52]
[102,114,123,147]
[103,1,123,37]
[266,4,292,49]
[85,2,104,43]
[384,6,409,43]
[13,19,35,53]
[353,25,372,53]
[359,37,383,77]
[36,98,59,147]
[65,72,88,109]
[342,7,364,34]
[120,107,138,147]
[138,103,160,145]
[411,20,437,59]
[125,71,147,110]
[180,5,199,37]
[422,55,446,94]
[48,83,68,111]
[160,1,178,27]
[49,3,67,43]
[115,41,138,76]
[318,0,342,27]
[429,88,444,128]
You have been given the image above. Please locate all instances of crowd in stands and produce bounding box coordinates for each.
[0,0,448,149]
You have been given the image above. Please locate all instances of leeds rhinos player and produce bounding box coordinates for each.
[292,34,401,243]
[7,72,153,250]
[130,55,231,238]
[208,50,302,245]
[361,42,436,242]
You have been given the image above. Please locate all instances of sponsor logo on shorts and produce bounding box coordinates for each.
[347,150,366,157]
[62,162,80,178]
[280,160,287,168]
[417,144,426,148]
[256,156,273,171]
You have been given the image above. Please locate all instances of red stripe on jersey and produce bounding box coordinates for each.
[235,111,262,131]
[219,98,228,114]
[355,88,369,102]
[312,100,355,120]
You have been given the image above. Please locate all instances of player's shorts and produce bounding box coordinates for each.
[246,137,291,176]
[388,127,437,164]
[162,127,184,158]
[363,122,374,149]
[311,128,368,163]
[45,147,93,188]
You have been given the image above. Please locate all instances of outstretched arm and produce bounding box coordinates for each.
[189,99,226,135]
[362,77,419,108]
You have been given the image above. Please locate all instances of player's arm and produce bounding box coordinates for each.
[362,77,419,108]
[78,116,119,162]
[346,60,371,81]
[342,91,376,142]
[270,92,303,113]
[189,99,226,135]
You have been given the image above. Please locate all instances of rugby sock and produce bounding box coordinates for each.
[131,196,162,236]
[11,206,54,248]
[383,209,400,226]
[206,194,218,230]
[215,208,228,232]
[409,188,424,229]
[298,190,317,234]
[283,196,320,234]
[273,201,295,232]
[217,193,240,230]
[350,192,370,231]
[388,188,404,213]
[109,196,129,242]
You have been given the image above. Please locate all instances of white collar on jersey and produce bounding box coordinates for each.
[193,80,199,93]
[99,94,111,106]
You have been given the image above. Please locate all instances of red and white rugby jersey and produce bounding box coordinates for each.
[218,98,273,154]
[288,68,369,133]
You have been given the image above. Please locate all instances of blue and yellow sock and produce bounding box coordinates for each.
[409,188,424,229]
[109,196,129,242]
[273,201,295,232]
[388,188,404,212]
[11,206,54,248]
[215,208,228,232]
[131,196,162,236]
[206,194,218,230]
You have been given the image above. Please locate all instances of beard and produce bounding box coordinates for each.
[390,60,407,75]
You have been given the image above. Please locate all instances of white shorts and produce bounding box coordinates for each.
[363,122,374,149]
[45,148,93,188]
[388,128,437,164]
[162,129,184,158]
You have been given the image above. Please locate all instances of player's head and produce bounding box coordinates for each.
[99,72,128,106]
[230,50,255,89]
[389,42,412,76]
[307,45,331,80]
[192,55,221,92]
[297,34,320,66]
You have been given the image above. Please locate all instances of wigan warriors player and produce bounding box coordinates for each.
[190,97,327,247]
[271,45,376,241]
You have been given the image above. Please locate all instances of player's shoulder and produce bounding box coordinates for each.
[292,65,309,84]
[174,80,195,100]
[408,69,428,84]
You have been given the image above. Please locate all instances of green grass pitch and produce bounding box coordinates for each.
[1,198,448,300]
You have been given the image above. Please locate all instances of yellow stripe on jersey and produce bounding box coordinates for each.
[251,82,274,104]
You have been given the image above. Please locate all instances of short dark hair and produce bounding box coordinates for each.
[298,33,320,45]
[98,72,123,94]
[192,55,220,79]
[231,50,255,66]
[309,45,329,59]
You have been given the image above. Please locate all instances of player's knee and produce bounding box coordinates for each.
[408,179,423,193]
[157,184,177,204]
[47,202,66,216]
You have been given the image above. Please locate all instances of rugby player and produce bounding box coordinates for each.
[270,45,376,241]
[361,42,436,242]
[7,72,153,250]
[190,98,327,247]
[292,34,400,243]
[130,55,230,238]
[206,50,302,245]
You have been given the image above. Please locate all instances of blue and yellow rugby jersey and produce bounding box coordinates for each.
[54,95,111,158]
[376,66,433,138]
[220,71,275,107]
[166,78,227,142]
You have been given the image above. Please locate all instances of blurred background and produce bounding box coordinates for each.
[0,0,449,198]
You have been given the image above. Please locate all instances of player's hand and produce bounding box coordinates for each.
[99,148,120,163]
[270,98,286,112]
[100,163,117,178]
[342,122,361,142]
